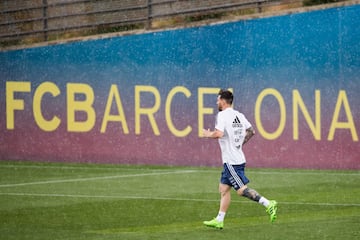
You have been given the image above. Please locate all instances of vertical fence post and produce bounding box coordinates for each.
[257,2,263,13]
[43,0,48,41]
[146,0,152,29]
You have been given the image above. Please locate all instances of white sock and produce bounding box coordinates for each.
[259,197,270,207]
[216,211,226,222]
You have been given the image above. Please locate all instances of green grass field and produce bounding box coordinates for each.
[0,161,359,240]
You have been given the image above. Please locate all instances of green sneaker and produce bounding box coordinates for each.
[266,200,278,223]
[203,218,224,229]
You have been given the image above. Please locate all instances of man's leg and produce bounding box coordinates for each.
[203,183,231,229]
[237,185,278,222]
[237,185,265,204]
[219,183,231,213]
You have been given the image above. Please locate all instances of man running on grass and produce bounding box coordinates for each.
[202,89,277,229]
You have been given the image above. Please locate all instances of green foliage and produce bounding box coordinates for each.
[0,161,359,240]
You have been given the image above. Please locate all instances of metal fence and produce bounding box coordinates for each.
[0,0,277,45]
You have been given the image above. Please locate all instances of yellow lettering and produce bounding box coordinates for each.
[328,90,358,141]
[165,86,192,137]
[101,85,129,134]
[135,85,161,135]
[255,88,286,140]
[6,81,31,129]
[293,90,321,140]
[33,82,61,131]
[67,83,95,132]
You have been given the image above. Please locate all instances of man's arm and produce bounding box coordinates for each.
[243,127,255,145]
[202,128,224,139]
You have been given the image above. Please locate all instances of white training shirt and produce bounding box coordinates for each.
[215,108,252,165]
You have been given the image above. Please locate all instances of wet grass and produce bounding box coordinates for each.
[0,161,359,239]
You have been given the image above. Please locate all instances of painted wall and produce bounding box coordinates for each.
[1,5,359,169]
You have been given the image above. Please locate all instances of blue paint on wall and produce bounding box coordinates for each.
[1,5,359,169]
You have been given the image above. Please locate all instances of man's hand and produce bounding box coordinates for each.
[202,128,224,138]
[202,128,212,138]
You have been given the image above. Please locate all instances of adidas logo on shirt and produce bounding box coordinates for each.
[232,116,243,128]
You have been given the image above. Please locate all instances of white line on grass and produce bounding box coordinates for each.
[249,171,360,176]
[1,164,359,176]
[0,170,196,188]
[0,164,181,171]
[1,192,359,207]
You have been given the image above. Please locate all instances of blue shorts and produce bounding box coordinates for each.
[220,163,250,191]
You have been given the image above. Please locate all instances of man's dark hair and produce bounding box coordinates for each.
[218,89,233,105]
